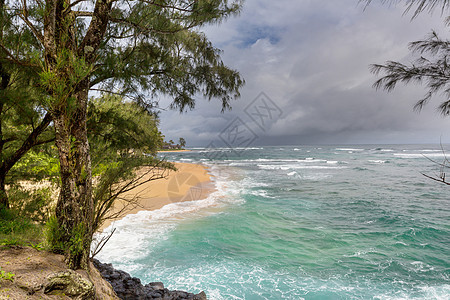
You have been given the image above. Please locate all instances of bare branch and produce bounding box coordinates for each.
[421,172,450,185]
[66,0,90,11]
[90,228,116,259]
[73,11,94,18]
[92,161,173,232]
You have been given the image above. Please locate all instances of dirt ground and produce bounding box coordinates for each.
[0,246,118,300]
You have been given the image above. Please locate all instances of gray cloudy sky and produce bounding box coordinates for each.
[158,0,450,147]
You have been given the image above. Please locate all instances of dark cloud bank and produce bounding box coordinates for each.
[158,0,450,146]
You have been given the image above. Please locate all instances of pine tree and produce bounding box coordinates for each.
[363,1,450,114]
[0,0,244,269]
[0,0,53,208]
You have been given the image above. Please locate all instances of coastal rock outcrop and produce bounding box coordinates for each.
[93,259,207,300]
[44,269,95,299]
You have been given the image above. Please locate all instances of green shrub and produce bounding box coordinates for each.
[45,216,65,254]
[0,208,33,235]
[0,208,45,246]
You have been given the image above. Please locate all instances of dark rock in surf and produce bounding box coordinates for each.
[93,259,207,300]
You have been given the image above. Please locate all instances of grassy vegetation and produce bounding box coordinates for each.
[0,207,46,247]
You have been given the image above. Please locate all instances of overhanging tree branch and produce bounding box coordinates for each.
[3,112,52,173]
[361,0,450,19]
[370,30,450,115]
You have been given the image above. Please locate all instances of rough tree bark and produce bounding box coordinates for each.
[53,80,94,270]
[45,0,112,269]
[0,169,6,209]
[0,59,11,209]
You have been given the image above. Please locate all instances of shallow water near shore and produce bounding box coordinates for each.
[97,145,450,299]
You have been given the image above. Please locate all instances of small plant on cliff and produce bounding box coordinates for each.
[28,242,44,251]
[0,268,15,282]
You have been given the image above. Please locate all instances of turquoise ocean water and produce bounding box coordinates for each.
[96,145,450,299]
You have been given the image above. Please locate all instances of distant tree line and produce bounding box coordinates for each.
[161,137,187,150]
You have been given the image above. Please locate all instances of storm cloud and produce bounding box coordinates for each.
[158,0,450,146]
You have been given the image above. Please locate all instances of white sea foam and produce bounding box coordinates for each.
[95,196,224,265]
[303,158,327,163]
[394,153,447,158]
[301,173,332,180]
[373,283,450,300]
[410,261,435,272]
[285,171,332,180]
[368,160,386,164]
[336,148,364,151]
[394,241,408,246]
[226,158,301,162]
[249,190,275,198]
[257,164,347,170]
[225,158,328,167]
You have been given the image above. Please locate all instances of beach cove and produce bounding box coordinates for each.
[100,162,215,231]
[96,145,450,299]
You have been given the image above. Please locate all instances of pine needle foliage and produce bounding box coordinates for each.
[93,0,245,112]
[363,0,450,115]
[371,31,450,114]
[362,0,450,19]
[87,94,162,162]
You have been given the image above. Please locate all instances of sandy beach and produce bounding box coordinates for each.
[100,162,213,230]
[157,149,191,153]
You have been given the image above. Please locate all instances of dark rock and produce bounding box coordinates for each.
[147,282,164,290]
[174,291,188,298]
[195,291,207,300]
[93,259,208,300]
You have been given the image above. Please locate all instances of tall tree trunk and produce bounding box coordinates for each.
[53,80,93,270]
[0,58,11,209]
[44,0,112,270]
[0,168,7,209]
